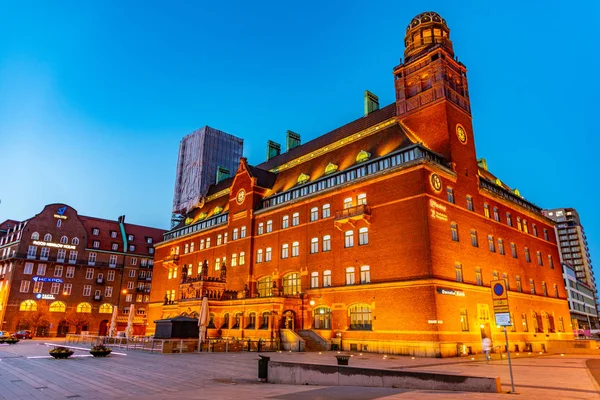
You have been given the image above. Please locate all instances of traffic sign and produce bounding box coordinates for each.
[491,279,508,301]
[495,312,512,326]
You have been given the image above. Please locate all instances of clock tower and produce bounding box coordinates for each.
[394,12,477,181]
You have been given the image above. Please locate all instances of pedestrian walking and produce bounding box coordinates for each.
[482,337,492,363]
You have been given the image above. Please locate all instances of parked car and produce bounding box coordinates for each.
[13,330,32,339]
[0,331,11,338]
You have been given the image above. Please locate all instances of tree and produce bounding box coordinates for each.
[22,302,51,337]
[65,310,92,334]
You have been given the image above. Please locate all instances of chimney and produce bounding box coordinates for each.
[216,166,230,184]
[286,131,301,151]
[266,140,281,161]
[364,90,379,115]
[118,215,125,224]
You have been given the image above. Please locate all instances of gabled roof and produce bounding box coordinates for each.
[247,165,277,189]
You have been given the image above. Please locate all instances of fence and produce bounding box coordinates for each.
[64,334,279,354]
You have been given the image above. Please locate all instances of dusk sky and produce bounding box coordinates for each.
[1,2,598,279]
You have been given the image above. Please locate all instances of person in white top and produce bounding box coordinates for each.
[482,337,492,363]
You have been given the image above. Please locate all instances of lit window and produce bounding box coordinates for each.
[292,213,299,226]
[517,217,522,231]
[265,247,272,262]
[256,249,263,263]
[356,150,371,163]
[358,227,369,245]
[266,220,273,233]
[241,226,247,238]
[483,203,490,218]
[50,301,66,312]
[257,276,272,297]
[530,279,536,295]
[311,272,319,288]
[184,244,189,254]
[258,223,264,235]
[77,302,92,313]
[310,208,319,221]
[323,235,331,252]
[523,220,529,234]
[460,308,469,331]
[206,238,210,248]
[357,194,367,206]
[310,238,318,254]
[345,267,355,285]
[322,204,331,218]
[282,216,289,229]
[231,254,238,267]
[282,273,300,295]
[292,242,299,257]
[455,263,463,282]
[349,304,372,330]
[325,162,338,175]
[521,312,528,332]
[217,235,222,245]
[233,228,239,240]
[343,198,353,209]
[297,173,310,185]
[281,244,289,259]
[239,252,245,265]
[360,265,370,284]
[323,270,331,287]
[20,300,37,311]
[344,231,354,248]
[200,240,205,250]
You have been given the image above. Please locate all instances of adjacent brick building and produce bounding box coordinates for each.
[0,204,165,337]
[148,11,573,356]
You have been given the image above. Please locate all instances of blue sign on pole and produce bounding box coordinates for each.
[32,276,63,283]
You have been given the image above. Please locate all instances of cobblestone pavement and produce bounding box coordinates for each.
[0,340,598,399]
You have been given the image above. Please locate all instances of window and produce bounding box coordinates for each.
[511,243,517,258]
[516,276,522,292]
[292,242,299,257]
[88,252,97,265]
[257,276,272,297]
[506,213,513,227]
[51,282,60,295]
[93,240,100,249]
[488,235,495,252]
[221,313,230,330]
[543,229,549,241]
[93,228,99,235]
[323,270,332,287]
[537,251,543,266]
[532,224,538,237]
[523,220,529,234]
[57,219,62,227]
[311,272,319,288]
[447,188,454,203]
[59,236,68,244]
[40,247,50,260]
[126,294,133,302]
[27,245,37,258]
[558,316,565,333]
[99,303,113,314]
[200,240,205,250]
[360,265,370,284]
[190,242,194,252]
[241,226,247,238]
[313,307,331,329]
[322,204,331,218]
[84,268,94,280]
[184,244,189,254]
[105,286,113,297]
[239,252,245,265]
[233,228,239,240]
[343,198,353,209]
[460,308,469,331]
[483,203,490,218]
[173,267,178,278]
[266,220,273,233]
[310,238,319,254]
[61,282,71,295]
[31,232,39,240]
[77,302,92,313]
[503,273,510,289]
[542,281,547,296]
[20,280,30,293]
[345,267,355,285]
[344,231,354,248]
[358,227,369,245]
[256,249,263,263]
[42,233,51,241]
[83,285,92,296]
[466,196,473,211]
[49,301,66,312]
[310,207,318,221]
[498,239,505,255]
[532,311,542,333]
[109,255,117,266]
[257,223,264,235]
[349,304,372,330]
[54,265,63,277]
[69,250,78,263]
[455,263,463,282]
[20,300,37,311]
[451,222,459,241]
[265,247,272,262]
[282,272,300,295]
[110,231,117,239]
[529,279,535,294]
[475,268,482,286]
[72,237,79,245]
[292,213,299,226]
[357,193,367,206]
[24,262,33,274]
[231,254,238,267]
[37,264,47,276]
[517,217,522,231]
[57,249,66,261]
[128,234,134,241]
[323,235,331,252]
[548,255,554,269]
[492,270,499,280]
[129,269,136,278]
[470,229,478,247]
[107,270,115,281]
[66,266,75,278]
[127,281,134,289]
[493,207,499,222]
[521,313,529,332]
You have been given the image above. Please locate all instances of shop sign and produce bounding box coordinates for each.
[54,206,68,219]
[32,240,75,250]
[33,276,63,283]
[429,199,448,221]
[428,320,444,324]
[436,287,465,297]
[35,293,55,300]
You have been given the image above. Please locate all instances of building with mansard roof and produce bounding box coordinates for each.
[149,11,572,357]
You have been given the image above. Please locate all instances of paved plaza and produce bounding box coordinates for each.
[0,340,598,399]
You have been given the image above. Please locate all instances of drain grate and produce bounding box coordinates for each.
[35,386,48,390]
[10,379,22,383]
[66,395,81,399]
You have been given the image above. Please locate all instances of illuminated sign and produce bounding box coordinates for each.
[437,287,465,297]
[54,206,68,219]
[428,320,444,324]
[32,240,76,250]
[32,276,63,283]
[35,294,56,300]
[429,173,442,193]
[429,199,448,221]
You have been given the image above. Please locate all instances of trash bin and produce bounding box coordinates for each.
[335,355,350,365]
[258,355,270,381]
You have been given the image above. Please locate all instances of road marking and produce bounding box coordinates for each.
[43,343,127,356]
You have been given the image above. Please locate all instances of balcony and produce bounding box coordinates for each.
[163,254,180,266]
[145,276,152,281]
[96,278,105,285]
[93,295,103,302]
[334,204,371,229]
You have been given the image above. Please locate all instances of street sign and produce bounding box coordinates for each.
[495,312,512,326]
[491,279,508,301]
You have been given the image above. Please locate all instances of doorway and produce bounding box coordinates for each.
[281,310,295,330]
[98,320,109,336]
[57,320,69,337]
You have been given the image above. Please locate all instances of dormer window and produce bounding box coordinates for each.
[297,173,310,185]
[356,150,371,163]
[325,162,338,175]
[213,206,223,215]
[495,178,502,186]
[198,212,207,221]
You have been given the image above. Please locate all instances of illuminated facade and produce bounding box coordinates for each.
[0,204,164,336]
[149,12,573,357]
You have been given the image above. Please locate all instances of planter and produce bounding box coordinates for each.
[90,349,112,357]
[50,351,74,359]
[335,355,350,366]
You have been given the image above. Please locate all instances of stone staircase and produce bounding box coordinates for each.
[297,330,329,352]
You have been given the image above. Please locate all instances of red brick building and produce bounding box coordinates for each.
[149,12,572,356]
[0,204,165,337]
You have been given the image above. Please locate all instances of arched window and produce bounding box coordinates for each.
[313,306,332,329]
[20,300,37,311]
[44,233,52,241]
[310,207,319,221]
[49,301,66,312]
[60,236,68,244]
[76,302,92,313]
[450,222,459,241]
[207,313,216,328]
[221,313,230,329]
[137,307,146,316]
[232,312,242,329]
[282,273,300,295]
[31,232,39,240]
[257,276,272,297]
[72,237,80,245]
[259,311,270,329]
[348,304,372,330]
[358,227,369,245]
[99,304,113,314]
[247,312,256,329]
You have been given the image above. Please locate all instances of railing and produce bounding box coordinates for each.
[163,213,229,242]
[335,204,371,221]
[64,334,280,354]
[163,254,180,263]
[480,178,542,214]
[93,295,103,301]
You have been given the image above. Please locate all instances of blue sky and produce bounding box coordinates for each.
[1,1,599,279]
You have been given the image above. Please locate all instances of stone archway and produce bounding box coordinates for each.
[281,310,296,330]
